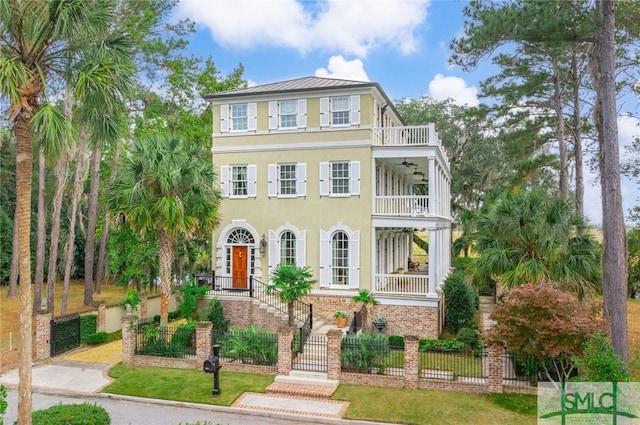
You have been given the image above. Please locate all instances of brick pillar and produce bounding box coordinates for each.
[326,329,343,381]
[35,311,53,362]
[403,335,419,389]
[139,292,148,319]
[121,314,138,366]
[95,301,106,333]
[277,327,294,375]
[486,344,504,393]
[196,321,213,368]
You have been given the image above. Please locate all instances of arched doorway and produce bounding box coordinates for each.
[227,228,255,288]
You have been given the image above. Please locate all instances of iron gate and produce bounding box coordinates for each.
[292,333,328,372]
[50,313,81,357]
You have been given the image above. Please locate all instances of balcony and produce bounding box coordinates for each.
[375,195,429,217]
[374,272,428,295]
[372,124,438,146]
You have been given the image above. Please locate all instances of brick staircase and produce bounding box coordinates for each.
[269,371,339,398]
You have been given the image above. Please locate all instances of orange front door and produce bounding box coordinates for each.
[232,246,248,288]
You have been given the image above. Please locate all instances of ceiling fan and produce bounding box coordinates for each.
[414,177,428,184]
[406,167,425,177]
[395,158,418,167]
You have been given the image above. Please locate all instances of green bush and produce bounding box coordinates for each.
[442,270,477,333]
[418,338,468,352]
[119,290,142,312]
[30,403,110,425]
[80,315,98,343]
[170,322,196,348]
[177,278,210,321]
[572,333,629,382]
[219,325,277,365]
[152,310,182,324]
[341,332,389,372]
[84,332,108,345]
[205,297,229,333]
[1,384,7,425]
[388,335,404,349]
[456,327,480,350]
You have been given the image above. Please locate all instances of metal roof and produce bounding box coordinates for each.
[203,76,380,100]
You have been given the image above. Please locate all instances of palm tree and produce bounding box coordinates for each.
[267,263,316,326]
[0,2,133,422]
[108,133,221,326]
[468,188,601,299]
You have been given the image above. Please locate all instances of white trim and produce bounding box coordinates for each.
[320,97,329,127]
[319,230,330,287]
[350,95,360,126]
[297,99,307,128]
[350,161,361,196]
[215,221,263,279]
[213,139,371,153]
[247,164,257,197]
[247,102,257,131]
[268,101,277,130]
[219,165,229,197]
[296,163,307,197]
[319,162,329,196]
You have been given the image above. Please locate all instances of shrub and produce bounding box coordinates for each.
[170,322,196,349]
[177,278,210,321]
[456,327,480,350]
[31,403,110,425]
[418,338,467,352]
[219,325,278,365]
[119,290,142,312]
[341,332,389,372]
[0,384,6,425]
[388,335,404,349]
[80,315,98,343]
[84,332,108,345]
[442,270,477,333]
[572,333,629,382]
[205,297,229,333]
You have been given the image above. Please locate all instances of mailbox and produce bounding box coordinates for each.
[203,355,220,373]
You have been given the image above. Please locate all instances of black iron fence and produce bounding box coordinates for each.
[50,313,81,357]
[211,326,278,366]
[419,346,486,381]
[340,332,404,376]
[135,319,196,358]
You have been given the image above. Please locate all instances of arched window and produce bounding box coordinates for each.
[280,231,296,264]
[332,231,349,286]
[227,229,254,245]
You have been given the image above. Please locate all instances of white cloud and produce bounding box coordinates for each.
[315,56,369,81]
[177,0,430,57]
[427,74,479,106]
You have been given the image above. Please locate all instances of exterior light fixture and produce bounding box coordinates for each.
[259,234,267,254]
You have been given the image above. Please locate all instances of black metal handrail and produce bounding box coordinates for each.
[347,304,367,335]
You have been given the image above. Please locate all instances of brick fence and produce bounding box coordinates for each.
[119,316,536,394]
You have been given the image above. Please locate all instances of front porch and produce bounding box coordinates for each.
[373,269,429,296]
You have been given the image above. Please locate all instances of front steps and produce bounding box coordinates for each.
[269,371,339,398]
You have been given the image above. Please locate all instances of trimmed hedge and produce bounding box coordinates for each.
[80,315,98,343]
[442,270,477,333]
[30,403,110,425]
[84,332,108,345]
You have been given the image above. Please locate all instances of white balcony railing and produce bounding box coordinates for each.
[374,273,428,295]
[375,195,429,217]
[372,125,437,146]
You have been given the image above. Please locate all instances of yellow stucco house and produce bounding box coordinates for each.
[204,76,452,338]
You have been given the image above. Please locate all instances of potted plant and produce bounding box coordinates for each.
[334,310,348,327]
[372,314,387,333]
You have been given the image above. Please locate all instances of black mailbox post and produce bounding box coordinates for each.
[203,344,221,397]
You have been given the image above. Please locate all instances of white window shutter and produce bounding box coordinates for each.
[247,102,257,131]
[319,230,330,287]
[268,164,278,197]
[220,105,229,133]
[297,99,307,128]
[219,165,229,197]
[268,230,277,275]
[247,164,257,197]
[296,230,306,267]
[320,97,329,127]
[349,230,360,289]
[350,161,361,196]
[319,162,329,196]
[296,163,307,197]
[268,101,277,130]
[350,95,360,126]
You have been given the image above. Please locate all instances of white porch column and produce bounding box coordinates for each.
[428,229,437,298]
[428,158,435,215]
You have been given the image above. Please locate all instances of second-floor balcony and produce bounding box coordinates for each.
[372,124,439,147]
[375,195,429,217]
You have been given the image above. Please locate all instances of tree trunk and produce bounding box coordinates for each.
[7,210,19,298]
[14,114,33,425]
[596,0,629,363]
[33,149,46,314]
[46,152,69,314]
[553,56,569,199]
[61,137,89,315]
[571,51,585,218]
[84,145,101,306]
[288,302,295,327]
[157,228,176,326]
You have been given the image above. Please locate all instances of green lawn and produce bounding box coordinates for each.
[103,364,537,424]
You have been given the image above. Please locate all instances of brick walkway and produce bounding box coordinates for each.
[266,382,337,398]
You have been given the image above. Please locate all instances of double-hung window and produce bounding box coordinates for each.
[279,100,297,128]
[280,231,296,264]
[231,104,248,131]
[319,226,360,288]
[268,99,306,130]
[331,231,349,286]
[219,164,257,198]
[319,161,360,197]
[231,165,248,196]
[331,96,350,126]
[268,163,307,197]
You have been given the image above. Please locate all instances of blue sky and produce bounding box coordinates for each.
[175,0,640,225]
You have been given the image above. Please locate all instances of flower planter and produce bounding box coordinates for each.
[336,316,347,328]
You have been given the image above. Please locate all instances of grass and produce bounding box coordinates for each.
[103,364,274,406]
[101,364,536,424]
[420,351,484,378]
